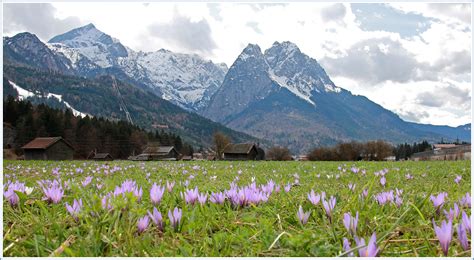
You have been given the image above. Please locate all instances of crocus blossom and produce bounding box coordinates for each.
[65,198,83,221]
[137,215,150,233]
[342,238,354,257]
[430,192,448,210]
[433,219,453,256]
[148,207,163,231]
[307,190,321,206]
[168,207,182,230]
[322,196,336,222]
[343,212,359,235]
[355,233,379,257]
[297,205,311,225]
[210,192,225,204]
[150,183,165,205]
[457,221,469,251]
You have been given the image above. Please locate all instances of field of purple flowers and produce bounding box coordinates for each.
[3,160,471,256]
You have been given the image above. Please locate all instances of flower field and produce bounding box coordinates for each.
[3,160,471,257]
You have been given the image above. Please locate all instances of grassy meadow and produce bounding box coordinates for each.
[2,160,471,257]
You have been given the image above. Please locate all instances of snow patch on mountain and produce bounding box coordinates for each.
[48,24,227,110]
[9,80,35,100]
[268,70,316,106]
[8,80,90,118]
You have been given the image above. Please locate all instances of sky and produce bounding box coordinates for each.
[3,2,472,127]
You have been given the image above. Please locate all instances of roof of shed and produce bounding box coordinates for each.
[22,137,74,150]
[223,143,256,154]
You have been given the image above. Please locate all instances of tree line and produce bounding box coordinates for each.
[4,96,193,159]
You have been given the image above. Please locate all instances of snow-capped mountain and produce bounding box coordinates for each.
[49,23,128,68]
[204,41,342,122]
[203,41,470,153]
[4,32,74,73]
[47,24,227,110]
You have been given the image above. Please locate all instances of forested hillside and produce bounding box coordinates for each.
[4,97,193,159]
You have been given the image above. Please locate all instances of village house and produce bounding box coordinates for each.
[223,143,265,161]
[133,143,181,161]
[22,137,74,160]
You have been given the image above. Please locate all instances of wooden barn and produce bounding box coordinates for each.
[92,153,114,161]
[134,144,181,161]
[223,143,265,161]
[22,137,74,160]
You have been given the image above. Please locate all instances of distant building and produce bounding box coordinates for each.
[22,137,74,160]
[411,144,471,161]
[223,143,264,161]
[133,143,181,161]
[192,153,204,160]
[92,153,114,161]
[433,144,457,150]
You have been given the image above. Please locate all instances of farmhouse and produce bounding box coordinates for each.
[92,153,114,161]
[22,137,74,160]
[411,144,471,161]
[133,143,181,161]
[223,143,265,161]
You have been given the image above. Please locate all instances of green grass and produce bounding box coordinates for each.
[3,160,471,256]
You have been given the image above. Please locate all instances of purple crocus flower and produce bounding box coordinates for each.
[307,190,321,206]
[65,199,83,221]
[210,192,225,204]
[168,207,182,230]
[459,193,471,208]
[395,195,403,208]
[148,207,163,231]
[133,187,143,202]
[444,203,460,221]
[297,205,311,225]
[433,219,453,256]
[343,212,359,235]
[42,182,64,204]
[457,221,469,251]
[198,193,207,205]
[137,215,150,234]
[3,189,19,207]
[166,181,175,193]
[184,187,199,205]
[431,192,448,213]
[355,233,379,257]
[284,183,291,193]
[454,175,462,184]
[461,211,471,233]
[81,176,93,187]
[150,183,165,205]
[322,196,336,222]
[405,174,413,180]
[274,185,281,193]
[362,189,368,198]
[380,176,386,187]
[342,238,354,257]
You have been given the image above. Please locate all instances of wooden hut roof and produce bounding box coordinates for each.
[22,137,74,150]
[223,143,256,154]
[93,153,113,159]
[142,145,176,155]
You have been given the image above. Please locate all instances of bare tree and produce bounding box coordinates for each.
[267,146,292,161]
[213,131,230,160]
